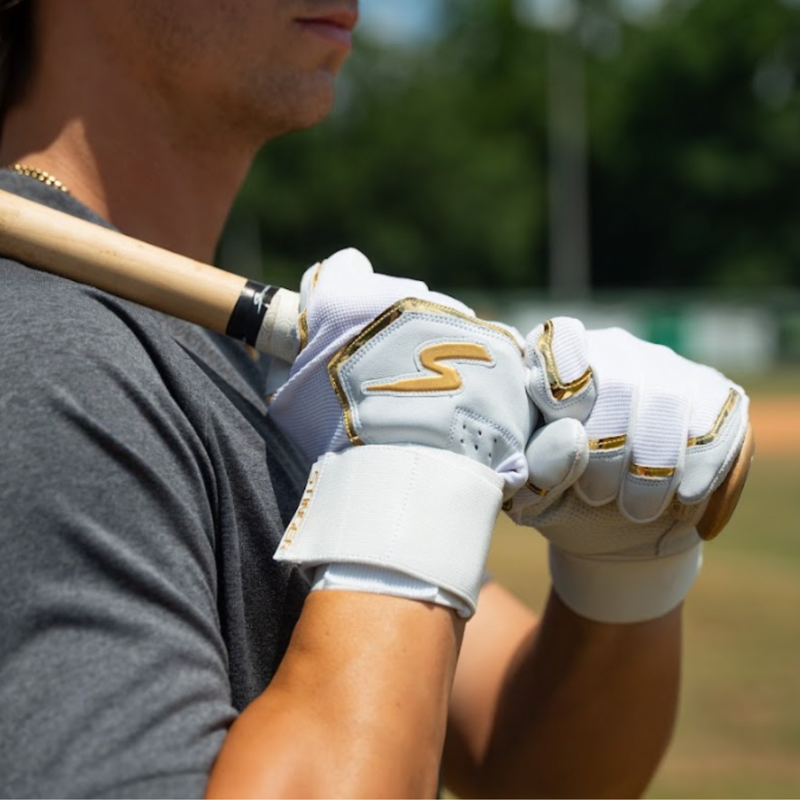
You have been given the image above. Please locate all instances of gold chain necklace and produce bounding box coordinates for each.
[11,163,71,195]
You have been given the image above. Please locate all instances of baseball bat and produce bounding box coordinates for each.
[0,187,754,540]
[0,187,301,363]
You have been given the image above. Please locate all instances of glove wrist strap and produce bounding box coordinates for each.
[274,445,504,618]
[549,542,703,624]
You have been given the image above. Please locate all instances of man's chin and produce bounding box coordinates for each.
[262,83,337,140]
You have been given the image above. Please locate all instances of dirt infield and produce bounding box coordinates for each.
[749,397,800,456]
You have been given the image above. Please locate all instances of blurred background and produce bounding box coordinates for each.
[219,0,800,796]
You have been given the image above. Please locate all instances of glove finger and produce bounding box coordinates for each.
[526,417,589,496]
[299,248,375,308]
[525,317,595,423]
[303,248,432,313]
[576,450,627,506]
[575,376,635,504]
[619,385,689,523]
[505,418,588,523]
[298,249,434,362]
[679,386,749,504]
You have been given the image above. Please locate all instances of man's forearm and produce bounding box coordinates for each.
[444,582,681,799]
[206,590,463,799]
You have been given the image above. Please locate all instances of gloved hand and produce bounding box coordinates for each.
[505,318,750,623]
[268,248,532,493]
[268,248,538,617]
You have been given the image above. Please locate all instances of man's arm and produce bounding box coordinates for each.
[205,251,533,797]
[443,580,680,799]
[207,591,463,798]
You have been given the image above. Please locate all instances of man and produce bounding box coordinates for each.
[0,1,748,797]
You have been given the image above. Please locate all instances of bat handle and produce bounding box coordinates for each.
[696,423,755,541]
[256,287,302,363]
[225,281,301,363]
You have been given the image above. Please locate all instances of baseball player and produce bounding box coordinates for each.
[0,1,749,797]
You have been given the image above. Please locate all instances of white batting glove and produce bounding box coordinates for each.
[268,249,535,617]
[506,318,750,623]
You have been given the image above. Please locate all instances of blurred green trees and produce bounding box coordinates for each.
[220,0,800,295]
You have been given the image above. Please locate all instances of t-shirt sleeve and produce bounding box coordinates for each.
[0,289,235,799]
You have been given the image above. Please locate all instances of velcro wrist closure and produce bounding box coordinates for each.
[274,445,504,618]
[549,542,703,624]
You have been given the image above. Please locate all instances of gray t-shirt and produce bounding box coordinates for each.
[0,173,312,798]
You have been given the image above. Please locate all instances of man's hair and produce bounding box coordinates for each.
[0,0,33,124]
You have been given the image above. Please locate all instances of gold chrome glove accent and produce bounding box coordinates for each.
[525,480,549,497]
[687,389,740,447]
[296,262,324,354]
[297,309,309,354]
[628,464,677,478]
[503,480,548,512]
[309,262,323,290]
[538,319,593,401]
[589,434,627,451]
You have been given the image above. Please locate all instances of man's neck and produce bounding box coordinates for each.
[1,113,256,266]
[0,35,259,265]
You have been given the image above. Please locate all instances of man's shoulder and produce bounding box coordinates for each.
[0,173,164,362]
[0,257,179,382]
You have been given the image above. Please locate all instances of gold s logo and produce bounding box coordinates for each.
[365,342,492,394]
[327,298,520,445]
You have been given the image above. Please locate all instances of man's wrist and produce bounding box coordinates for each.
[548,541,703,624]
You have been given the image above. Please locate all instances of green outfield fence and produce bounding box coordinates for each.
[459,288,800,375]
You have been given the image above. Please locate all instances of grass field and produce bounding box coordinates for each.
[484,378,800,799]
